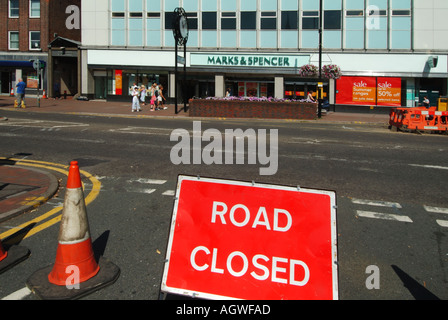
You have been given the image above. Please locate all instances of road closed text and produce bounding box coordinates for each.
[189,200,310,286]
[190,246,310,286]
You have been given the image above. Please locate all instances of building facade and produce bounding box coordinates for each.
[81,0,448,109]
[0,0,81,97]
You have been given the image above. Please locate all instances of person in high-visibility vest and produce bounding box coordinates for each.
[15,78,26,108]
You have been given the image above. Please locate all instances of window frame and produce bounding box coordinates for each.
[29,0,41,18]
[8,31,20,50]
[29,31,41,50]
[9,0,19,18]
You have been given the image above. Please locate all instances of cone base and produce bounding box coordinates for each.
[26,256,120,300]
[0,245,30,275]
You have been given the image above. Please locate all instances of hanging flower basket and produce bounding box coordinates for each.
[298,64,319,78]
[322,64,342,79]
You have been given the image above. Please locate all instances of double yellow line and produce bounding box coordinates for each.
[0,158,101,242]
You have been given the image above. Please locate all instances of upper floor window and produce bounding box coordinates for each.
[30,31,41,50]
[30,0,41,18]
[9,31,19,50]
[9,0,19,18]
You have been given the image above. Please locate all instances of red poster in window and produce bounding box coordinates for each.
[377,77,401,106]
[115,70,122,95]
[336,76,377,106]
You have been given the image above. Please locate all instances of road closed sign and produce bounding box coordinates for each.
[161,176,338,300]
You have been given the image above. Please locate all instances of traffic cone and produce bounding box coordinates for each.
[10,88,14,96]
[0,238,31,275]
[43,89,47,99]
[0,241,7,262]
[47,161,100,285]
[26,161,120,299]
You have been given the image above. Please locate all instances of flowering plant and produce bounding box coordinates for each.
[298,64,319,77]
[322,64,342,79]
[204,96,310,103]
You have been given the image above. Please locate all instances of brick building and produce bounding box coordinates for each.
[0,0,81,97]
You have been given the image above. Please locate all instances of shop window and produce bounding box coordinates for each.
[30,31,41,50]
[241,12,257,30]
[8,31,19,50]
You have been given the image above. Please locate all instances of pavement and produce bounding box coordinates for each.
[0,94,391,223]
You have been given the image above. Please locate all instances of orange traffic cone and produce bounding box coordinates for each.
[0,241,7,262]
[26,161,120,299]
[43,89,47,99]
[0,237,31,275]
[47,161,99,285]
[10,88,14,96]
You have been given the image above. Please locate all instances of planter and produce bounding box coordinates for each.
[189,99,317,120]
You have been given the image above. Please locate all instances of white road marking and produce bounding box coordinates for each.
[436,220,448,228]
[162,190,175,196]
[352,198,402,208]
[409,164,448,171]
[356,210,413,223]
[1,287,32,300]
[424,206,448,215]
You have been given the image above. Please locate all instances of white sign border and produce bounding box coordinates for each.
[161,175,338,300]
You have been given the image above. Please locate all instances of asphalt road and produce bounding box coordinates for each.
[0,110,447,301]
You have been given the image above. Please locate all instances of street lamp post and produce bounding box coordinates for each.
[318,0,323,119]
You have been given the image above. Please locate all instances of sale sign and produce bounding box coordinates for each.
[336,76,402,106]
[161,176,338,300]
[377,77,401,106]
[336,76,376,105]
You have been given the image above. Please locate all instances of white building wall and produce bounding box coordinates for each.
[414,0,448,51]
[81,0,109,47]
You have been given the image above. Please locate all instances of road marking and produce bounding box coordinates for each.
[424,206,448,215]
[0,119,89,129]
[1,287,32,300]
[436,220,448,228]
[127,178,167,185]
[409,164,448,171]
[352,198,402,208]
[0,158,101,241]
[356,210,413,223]
[162,190,175,196]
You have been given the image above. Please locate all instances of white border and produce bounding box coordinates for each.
[161,175,338,300]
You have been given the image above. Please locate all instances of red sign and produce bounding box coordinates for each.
[161,176,338,300]
[336,76,402,106]
[115,70,122,95]
[336,76,377,105]
[377,77,401,106]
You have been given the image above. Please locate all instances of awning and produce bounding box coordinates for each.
[0,60,45,68]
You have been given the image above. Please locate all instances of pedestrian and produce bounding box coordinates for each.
[140,85,146,106]
[307,91,316,103]
[149,83,157,111]
[54,82,61,99]
[15,78,26,108]
[158,84,167,109]
[423,96,430,108]
[131,84,141,112]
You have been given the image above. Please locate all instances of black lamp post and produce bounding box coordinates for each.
[318,0,323,119]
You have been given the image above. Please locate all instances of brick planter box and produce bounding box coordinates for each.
[188,99,317,120]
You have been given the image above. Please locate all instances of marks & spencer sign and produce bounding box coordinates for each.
[191,53,310,68]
